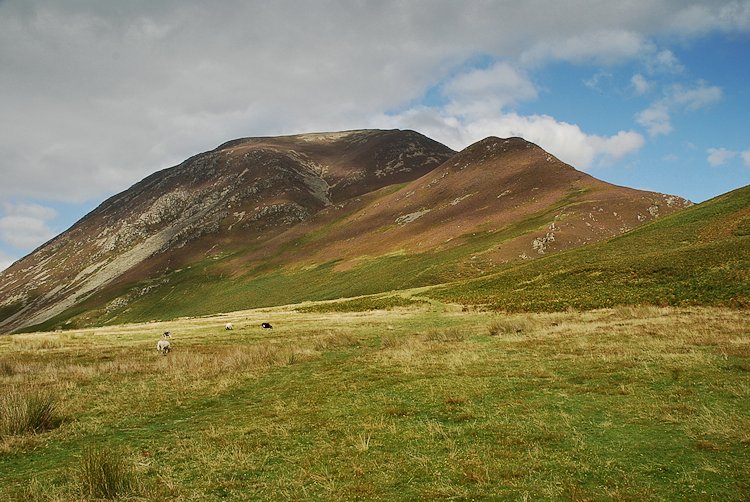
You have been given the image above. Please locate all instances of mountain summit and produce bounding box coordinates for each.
[0,130,690,333]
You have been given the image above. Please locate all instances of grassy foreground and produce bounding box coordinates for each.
[1,304,749,500]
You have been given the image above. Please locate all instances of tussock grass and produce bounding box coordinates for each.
[0,359,15,376]
[487,316,539,336]
[78,446,137,500]
[612,303,667,319]
[0,387,58,437]
[424,326,468,342]
[11,335,63,351]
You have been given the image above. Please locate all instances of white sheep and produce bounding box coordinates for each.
[225,323,234,330]
[156,339,171,354]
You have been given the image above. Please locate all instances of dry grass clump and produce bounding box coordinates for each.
[162,341,315,378]
[0,359,16,376]
[487,317,538,337]
[611,304,666,319]
[11,336,64,351]
[78,446,138,500]
[0,387,58,437]
[381,334,403,349]
[424,326,468,342]
[312,331,360,350]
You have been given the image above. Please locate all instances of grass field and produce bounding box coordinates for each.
[1,303,748,500]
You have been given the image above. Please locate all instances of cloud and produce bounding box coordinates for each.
[3,202,57,220]
[521,30,646,66]
[631,73,652,94]
[382,107,644,170]
[378,57,644,170]
[636,103,672,137]
[0,248,14,271]
[441,62,538,118]
[707,147,738,167]
[636,81,722,136]
[0,0,747,213]
[667,1,750,35]
[743,150,750,168]
[0,250,14,273]
[0,203,57,249]
[585,71,614,92]
[646,49,685,74]
[668,82,723,110]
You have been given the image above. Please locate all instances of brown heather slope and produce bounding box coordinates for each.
[234,137,692,274]
[0,132,692,333]
[0,130,454,333]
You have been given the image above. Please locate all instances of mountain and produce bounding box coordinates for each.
[0,130,691,333]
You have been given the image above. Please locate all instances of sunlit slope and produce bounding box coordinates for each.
[434,184,750,310]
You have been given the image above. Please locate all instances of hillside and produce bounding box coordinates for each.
[0,131,691,333]
[433,184,750,310]
[0,130,454,333]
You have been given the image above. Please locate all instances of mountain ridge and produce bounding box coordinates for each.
[0,129,692,333]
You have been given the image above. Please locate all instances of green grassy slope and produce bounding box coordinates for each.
[434,185,750,310]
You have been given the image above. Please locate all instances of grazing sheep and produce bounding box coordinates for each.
[163,331,171,338]
[261,322,273,329]
[225,323,234,330]
[156,339,171,355]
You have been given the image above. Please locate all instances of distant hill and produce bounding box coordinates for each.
[433,184,750,310]
[0,130,692,333]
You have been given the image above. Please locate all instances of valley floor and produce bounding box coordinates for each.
[1,305,748,500]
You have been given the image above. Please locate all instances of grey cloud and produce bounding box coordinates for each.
[1,0,748,208]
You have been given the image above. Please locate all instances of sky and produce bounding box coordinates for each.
[1,0,749,271]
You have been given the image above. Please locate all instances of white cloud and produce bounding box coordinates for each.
[743,150,750,168]
[0,250,14,273]
[647,49,685,74]
[707,147,738,167]
[636,103,673,137]
[667,2,750,35]
[381,108,644,170]
[377,58,644,170]
[2,202,57,220]
[521,30,646,66]
[441,62,538,118]
[631,73,652,94]
[668,82,723,110]
[636,81,722,136]
[0,203,57,249]
[585,71,613,92]
[0,0,746,219]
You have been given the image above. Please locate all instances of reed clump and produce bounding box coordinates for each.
[0,387,58,437]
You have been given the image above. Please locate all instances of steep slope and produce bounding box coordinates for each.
[0,130,454,333]
[278,136,691,268]
[434,184,750,310]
